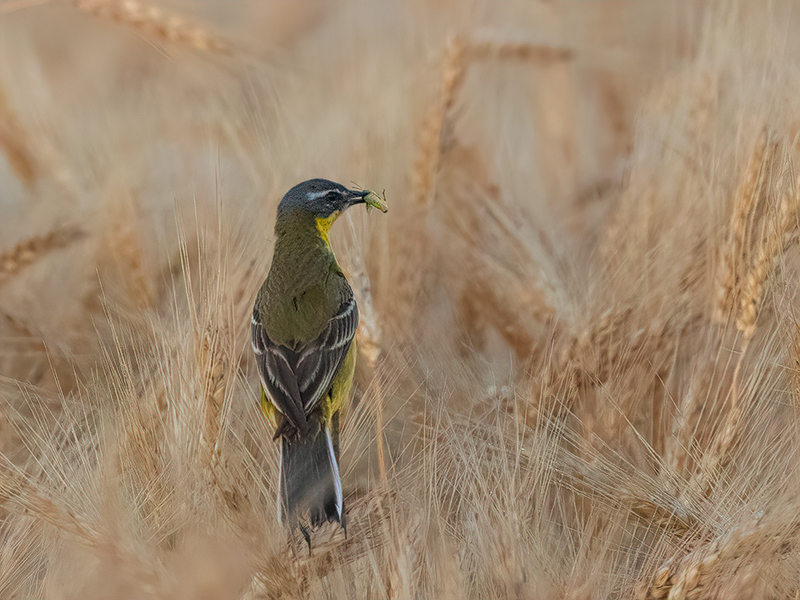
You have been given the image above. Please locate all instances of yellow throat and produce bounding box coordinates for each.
[315,211,340,247]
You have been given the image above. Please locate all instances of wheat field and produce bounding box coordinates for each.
[1,1,800,598]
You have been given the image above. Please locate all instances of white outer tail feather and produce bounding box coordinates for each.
[325,426,343,520]
[275,425,342,524]
[277,441,284,524]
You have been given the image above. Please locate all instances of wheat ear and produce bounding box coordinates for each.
[197,323,228,461]
[639,513,798,600]
[714,132,772,323]
[72,0,231,54]
[412,35,467,208]
[0,87,37,189]
[736,174,800,339]
[467,40,573,62]
[0,227,82,285]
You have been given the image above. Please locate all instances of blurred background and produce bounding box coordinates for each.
[2,1,800,599]
[0,0,699,402]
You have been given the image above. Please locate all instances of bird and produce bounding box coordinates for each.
[250,178,387,545]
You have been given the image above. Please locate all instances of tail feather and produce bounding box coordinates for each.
[323,426,343,520]
[278,424,343,530]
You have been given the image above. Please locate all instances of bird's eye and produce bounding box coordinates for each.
[324,191,339,203]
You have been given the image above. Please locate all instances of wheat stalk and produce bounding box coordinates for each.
[0,451,170,595]
[714,132,774,323]
[736,173,800,339]
[562,454,701,537]
[638,512,799,600]
[0,454,97,544]
[411,37,573,210]
[691,164,800,496]
[412,34,467,209]
[666,362,713,476]
[0,227,82,285]
[72,0,231,54]
[0,88,37,190]
[467,40,573,63]
[460,256,550,360]
[196,324,228,462]
[106,193,155,309]
[343,218,388,486]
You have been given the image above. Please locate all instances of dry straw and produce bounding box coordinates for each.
[350,258,388,485]
[195,320,236,475]
[0,88,37,189]
[466,41,573,63]
[714,132,775,324]
[197,325,227,459]
[104,193,155,309]
[412,37,573,209]
[6,3,800,597]
[72,0,231,54]
[736,173,800,339]
[0,227,82,285]
[638,512,799,600]
[412,35,468,209]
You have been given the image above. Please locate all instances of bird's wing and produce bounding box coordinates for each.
[294,296,359,414]
[252,312,307,430]
[251,296,358,430]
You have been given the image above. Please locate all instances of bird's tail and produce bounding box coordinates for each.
[278,422,343,534]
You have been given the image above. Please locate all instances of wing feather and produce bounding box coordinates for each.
[295,297,358,413]
[252,297,358,432]
[252,311,306,430]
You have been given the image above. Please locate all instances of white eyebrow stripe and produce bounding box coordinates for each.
[306,189,339,201]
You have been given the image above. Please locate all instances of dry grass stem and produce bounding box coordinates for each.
[3,4,800,598]
[466,40,573,63]
[197,324,228,460]
[346,228,388,486]
[736,174,800,339]
[72,0,231,54]
[0,88,37,189]
[714,132,774,323]
[412,35,467,209]
[0,227,82,284]
[639,513,799,600]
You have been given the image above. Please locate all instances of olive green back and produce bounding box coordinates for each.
[255,211,352,348]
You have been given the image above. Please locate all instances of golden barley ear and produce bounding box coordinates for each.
[98,191,155,310]
[638,512,798,600]
[736,170,800,340]
[0,227,83,286]
[72,0,232,54]
[466,40,573,63]
[714,131,775,324]
[0,88,37,190]
[0,454,97,545]
[412,34,468,210]
[196,322,230,460]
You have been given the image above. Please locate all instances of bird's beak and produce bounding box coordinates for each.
[346,189,388,213]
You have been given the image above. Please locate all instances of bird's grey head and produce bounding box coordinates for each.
[277,178,370,219]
